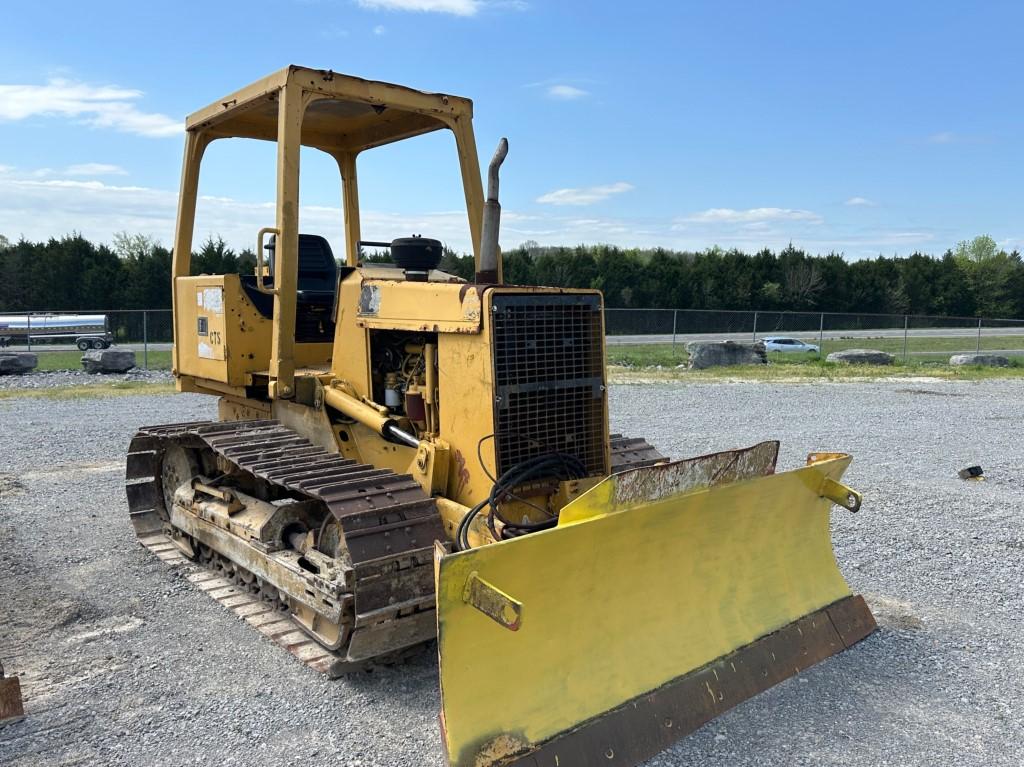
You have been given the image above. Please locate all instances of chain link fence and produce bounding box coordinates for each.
[2,307,1022,370]
[605,308,1024,361]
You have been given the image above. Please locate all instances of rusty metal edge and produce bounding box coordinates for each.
[0,674,25,726]
[493,594,877,767]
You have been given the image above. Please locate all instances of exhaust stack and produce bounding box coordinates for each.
[476,137,508,284]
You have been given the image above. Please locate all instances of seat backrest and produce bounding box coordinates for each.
[266,234,338,294]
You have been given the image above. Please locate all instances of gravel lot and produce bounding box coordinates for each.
[1,380,1022,766]
[0,369,172,391]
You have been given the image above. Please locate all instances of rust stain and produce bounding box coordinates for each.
[612,441,779,507]
[453,449,471,499]
[471,732,531,767]
[0,674,24,725]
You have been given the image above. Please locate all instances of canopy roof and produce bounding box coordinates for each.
[185,65,474,154]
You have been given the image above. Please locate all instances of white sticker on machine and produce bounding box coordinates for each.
[198,342,215,359]
[201,287,224,314]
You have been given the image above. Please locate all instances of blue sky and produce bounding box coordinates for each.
[0,0,1021,259]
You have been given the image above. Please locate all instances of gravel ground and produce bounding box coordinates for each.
[0,380,1021,766]
[0,369,172,390]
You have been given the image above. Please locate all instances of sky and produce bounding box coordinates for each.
[0,0,1021,260]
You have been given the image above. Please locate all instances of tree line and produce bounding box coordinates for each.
[0,233,255,312]
[1,232,1021,319]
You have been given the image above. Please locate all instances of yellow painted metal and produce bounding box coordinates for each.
[185,66,475,153]
[820,477,862,512]
[436,498,498,548]
[170,65,487,401]
[334,151,361,266]
[218,396,271,422]
[255,227,280,294]
[462,572,522,631]
[174,275,331,387]
[267,82,306,400]
[177,65,484,267]
[436,328,497,509]
[323,385,395,436]
[435,454,858,767]
[560,440,780,526]
[330,272,373,395]
[355,279,484,334]
[344,421,416,475]
[410,440,450,495]
[170,131,211,376]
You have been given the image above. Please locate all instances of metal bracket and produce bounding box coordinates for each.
[256,227,280,295]
[463,572,522,631]
[819,477,862,513]
[193,480,244,514]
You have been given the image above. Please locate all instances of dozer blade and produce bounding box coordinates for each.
[434,445,876,767]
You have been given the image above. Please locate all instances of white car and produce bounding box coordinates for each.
[761,336,820,354]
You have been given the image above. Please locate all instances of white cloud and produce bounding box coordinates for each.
[844,196,876,207]
[536,182,633,206]
[547,84,588,100]
[680,207,823,225]
[373,24,387,34]
[0,173,958,261]
[65,163,128,176]
[356,0,481,15]
[1,163,128,179]
[0,174,477,254]
[0,78,179,137]
[14,178,148,193]
[926,131,956,144]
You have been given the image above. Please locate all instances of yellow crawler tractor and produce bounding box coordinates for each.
[125,66,876,767]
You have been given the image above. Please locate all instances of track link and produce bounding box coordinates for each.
[610,433,666,471]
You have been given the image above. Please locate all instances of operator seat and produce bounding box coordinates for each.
[240,233,339,342]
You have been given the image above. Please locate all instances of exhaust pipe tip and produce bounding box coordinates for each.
[477,137,508,284]
[487,137,509,202]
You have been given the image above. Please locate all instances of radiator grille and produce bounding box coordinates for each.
[491,293,606,478]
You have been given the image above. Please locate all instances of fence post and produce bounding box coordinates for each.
[976,317,982,353]
[143,310,149,370]
[752,311,758,342]
[818,313,824,356]
[903,315,909,362]
[26,313,31,352]
[671,310,678,355]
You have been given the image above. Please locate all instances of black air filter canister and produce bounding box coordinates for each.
[391,236,443,281]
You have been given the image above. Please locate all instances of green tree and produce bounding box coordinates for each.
[953,235,1018,316]
[954,235,999,264]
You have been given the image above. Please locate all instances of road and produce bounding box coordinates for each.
[7,342,174,353]
[605,326,1024,345]
[10,325,1024,354]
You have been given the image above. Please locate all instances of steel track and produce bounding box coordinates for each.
[126,421,665,676]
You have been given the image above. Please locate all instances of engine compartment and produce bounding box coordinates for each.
[369,329,440,438]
